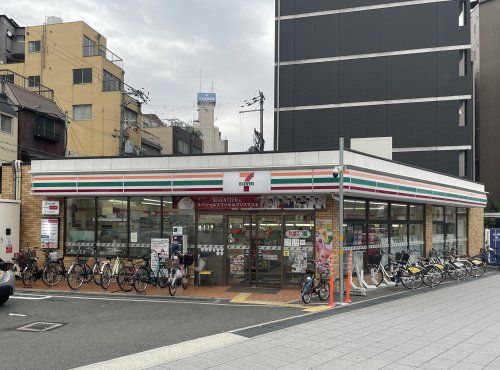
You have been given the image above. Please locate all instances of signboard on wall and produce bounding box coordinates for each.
[223,171,271,194]
[41,219,58,249]
[195,196,260,210]
[42,201,60,215]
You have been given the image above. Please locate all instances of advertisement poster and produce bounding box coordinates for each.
[151,238,169,270]
[315,219,333,266]
[41,219,58,249]
[291,247,308,273]
[42,200,60,215]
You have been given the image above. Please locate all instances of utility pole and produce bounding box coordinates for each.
[338,136,345,305]
[239,91,265,152]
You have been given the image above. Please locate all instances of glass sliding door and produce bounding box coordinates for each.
[227,216,252,286]
[97,198,128,255]
[198,214,225,285]
[284,214,314,285]
[255,215,283,286]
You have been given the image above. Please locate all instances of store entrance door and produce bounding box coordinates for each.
[226,214,283,287]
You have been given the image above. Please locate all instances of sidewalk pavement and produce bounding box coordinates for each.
[124,273,500,370]
[15,279,301,305]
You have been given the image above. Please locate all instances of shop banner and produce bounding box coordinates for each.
[195,196,259,210]
[261,195,326,209]
[316,219,333,266]
[41,219,58,249]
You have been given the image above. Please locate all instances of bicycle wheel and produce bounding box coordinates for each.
[369,265,384,287]
[422,265,444,288]
[67,264,85,290]
[101,264,112,290]
[318,280,329,301]
[82,264,93,284]
[157,268,168,289]
[182,275,188,290]
[117,266,134,292]
[51,262,65,286]
[169,281,178,296]
[22,267,36,288]
[401,268,423,290]
[448,263,467,281]
[469,259,486,278]
[42,264,59,286]
[134,267,149,293]
[92,263,102,286]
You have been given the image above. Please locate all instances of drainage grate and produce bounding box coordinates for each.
[17,322,63,332]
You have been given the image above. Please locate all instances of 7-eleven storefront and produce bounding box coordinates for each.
[23,150,486,287]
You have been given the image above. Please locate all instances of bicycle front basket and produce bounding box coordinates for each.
[368,254,382,266]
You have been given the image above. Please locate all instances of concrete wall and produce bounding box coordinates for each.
[0,110,18,162]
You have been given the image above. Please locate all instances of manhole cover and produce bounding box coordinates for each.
[17,322,63,332]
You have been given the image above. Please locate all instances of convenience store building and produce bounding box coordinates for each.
[2,149,487,287]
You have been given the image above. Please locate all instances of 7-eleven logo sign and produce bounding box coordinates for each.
[239,172,255,192]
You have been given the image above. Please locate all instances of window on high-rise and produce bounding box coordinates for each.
[459,101,466,127]
[0,114,12,133]
[459,0,466,26]
[73,104,92,120]
[459,51,466,76]
[83,36,97,57]
[103,70,122,91]
[459,151,466,177]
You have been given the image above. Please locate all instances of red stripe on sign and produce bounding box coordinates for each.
[313,185,339,190]
[173,188,224,192]
[271,186,312,191]
[32,189,77,193]
[123,189,172,192]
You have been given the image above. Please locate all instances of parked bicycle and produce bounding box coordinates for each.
[300,260,330,304]
[168,252,194,296]
[134,251,169,293]
[117,255,147,292]
[21,244,63,288]
[100,249,125,290]
[66,246,102,290]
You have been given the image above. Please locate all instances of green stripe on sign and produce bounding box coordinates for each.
[173,180,222,186]
[351,178,376,187]
[271,178,312,184]
[125,181,171,187]
[33,182,77,188]
[313,177,339,184]
[78,181,123,187]
[377,182,398,190]
[398,185,417,193]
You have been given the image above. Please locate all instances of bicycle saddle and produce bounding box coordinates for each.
[106,255,114,260]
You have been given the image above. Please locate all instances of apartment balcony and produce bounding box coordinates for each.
[33,126,61,142]
[0,70,54,100]
[141,129,162,150]
[83,44,123,69]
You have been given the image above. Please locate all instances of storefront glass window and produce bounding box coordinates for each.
[432,206,444,222]
[97,198,128,255]
[457,208,468,255]
[66,198,95,255]
[197,214,225,285]
[344,199,366,220]
[129,197,161,257]
[163,198,195,256]
[390,224,408,255]
[391,203,407,221]
[409,224,424,256]
[445,207,457,252]
[344,223,366,249]
[409,204,424,221]
[368,223,389,250]
[432,223,445,253]
[284,214,314,284]
[369,201,389,221]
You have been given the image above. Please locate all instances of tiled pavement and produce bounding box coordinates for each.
[145,273,500,369]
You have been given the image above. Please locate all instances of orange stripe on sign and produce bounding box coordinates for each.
[77,175,124,180]
[312,170,333,176]
[124,175,171,180]
[239,171,253,177]
[172,173,223,179]
[271,171,312,177]
[33,176,78,181]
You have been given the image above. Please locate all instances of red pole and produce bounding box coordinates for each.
[343,250,352,303]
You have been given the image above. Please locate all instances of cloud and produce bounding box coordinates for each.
[1,0,275,152]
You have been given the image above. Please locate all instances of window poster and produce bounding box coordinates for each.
[315,219,333,267]
[41,219,58,249]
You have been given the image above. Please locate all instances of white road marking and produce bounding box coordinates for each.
[72,332,246,370]
[11,294,52,300]
[9,313,26,317]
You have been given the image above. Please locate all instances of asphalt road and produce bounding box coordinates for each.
[0,293,302,370]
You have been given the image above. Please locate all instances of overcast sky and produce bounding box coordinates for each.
[2,0,275,152]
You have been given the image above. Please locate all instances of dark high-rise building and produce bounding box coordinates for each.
[274,0,473,178]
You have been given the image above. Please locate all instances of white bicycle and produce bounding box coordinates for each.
[100,249,125,290]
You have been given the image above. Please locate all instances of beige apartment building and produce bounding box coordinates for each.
[2,17,142,156]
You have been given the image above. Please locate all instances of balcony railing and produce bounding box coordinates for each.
[33,126,61,142]
[83,45,123,69]
[0,70,55,100]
